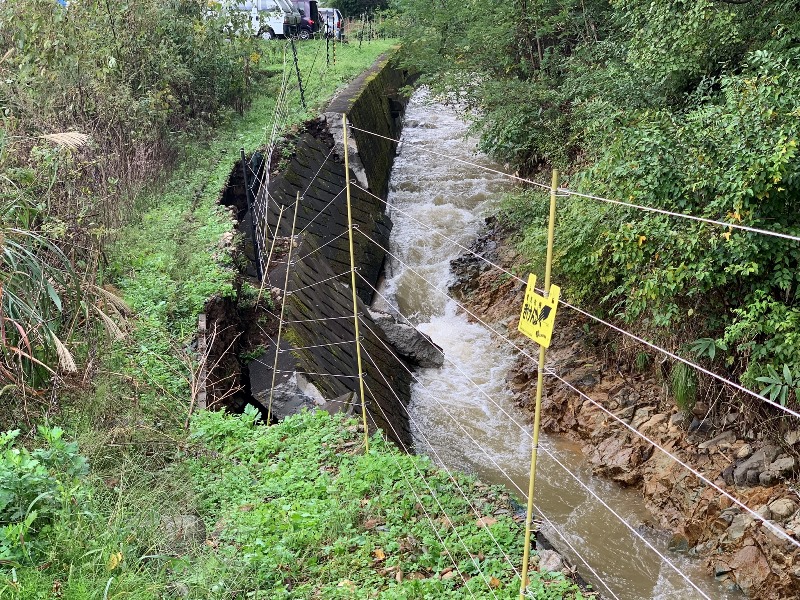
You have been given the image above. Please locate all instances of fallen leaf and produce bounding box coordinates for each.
[373,548,386,561]
[106,551,123,572]
[395,569,403,582]
[363,518,381,530]
[475,517,498,528]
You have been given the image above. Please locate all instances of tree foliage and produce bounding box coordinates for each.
[392,0,800,405]
[0,0,256,393]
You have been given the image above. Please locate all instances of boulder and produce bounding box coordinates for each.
[639,413,668,432]
[725,513,754,543]
[768,456,796,477]
[537,549,564,573]
[755,505,772,520]
[698,430,736,451]
[670,412,688,427]
[724,411,740,425]
[736,444,754,460]
[768,498,797,521]
[733,446,780,486]
[631,406,654,429]
[759,471,778,487]
[586,434,650,485]
[730,545,771,594]
[368,310,444,368]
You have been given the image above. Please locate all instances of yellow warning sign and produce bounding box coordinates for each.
[518,274,560,348]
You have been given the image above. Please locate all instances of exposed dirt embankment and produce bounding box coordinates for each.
[449,218,800,599]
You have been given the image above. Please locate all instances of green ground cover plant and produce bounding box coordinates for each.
[0,410,589,599]
[188,408,589,599]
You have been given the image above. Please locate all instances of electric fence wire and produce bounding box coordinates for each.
[357,340,522,577]
[356,379,490,600]
[294,227,351,262]
[355,228,800,552]
[270,368,359,378]
[298,187,346,235]
[277,339,354,353]
[348,125,800,243]
[248,297,364,325]
[349,180,800,421]
[357,317,624,600]
[286,268,353,296]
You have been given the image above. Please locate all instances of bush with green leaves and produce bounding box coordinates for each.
[0,427,88,563]
[396,0,800,407]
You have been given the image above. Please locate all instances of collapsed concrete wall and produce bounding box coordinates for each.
[247,54,420,448]
[265,123,390,304]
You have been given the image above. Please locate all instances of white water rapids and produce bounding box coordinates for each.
[374,90,742,600]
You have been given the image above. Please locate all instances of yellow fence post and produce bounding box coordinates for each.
[267,193,300,425]
[519,169,559,599]
[342,114,370,452]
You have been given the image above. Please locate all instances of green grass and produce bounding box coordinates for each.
[186,408,588,599]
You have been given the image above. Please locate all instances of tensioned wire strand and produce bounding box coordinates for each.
[355,228,800,553]
[356,276,647,600]
[358,381,491,600]
[298,187,346,235]
[356,314,619,600]
[294,227,350,262]
[348,125,800,243]
[286,269,353,296]
[349,180,800,420]
[357,317,624,600]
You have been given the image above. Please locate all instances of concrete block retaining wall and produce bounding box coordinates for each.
[253,54,415,447]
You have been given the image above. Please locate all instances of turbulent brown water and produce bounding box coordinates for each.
[375,90,742,600]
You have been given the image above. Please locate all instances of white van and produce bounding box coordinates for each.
[228,0,301,39]
[317,7,344,41]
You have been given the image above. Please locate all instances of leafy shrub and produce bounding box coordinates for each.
[395,0,800,406]
[0,427,88,563]
[0,0,256,392]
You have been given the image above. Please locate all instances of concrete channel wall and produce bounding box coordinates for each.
[250,54,417,448]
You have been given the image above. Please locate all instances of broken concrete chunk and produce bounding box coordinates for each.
[368,309,444,368]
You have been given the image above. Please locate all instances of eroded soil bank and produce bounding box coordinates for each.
[449,217,800,599]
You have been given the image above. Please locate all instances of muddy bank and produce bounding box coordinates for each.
[449,217,800,599]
